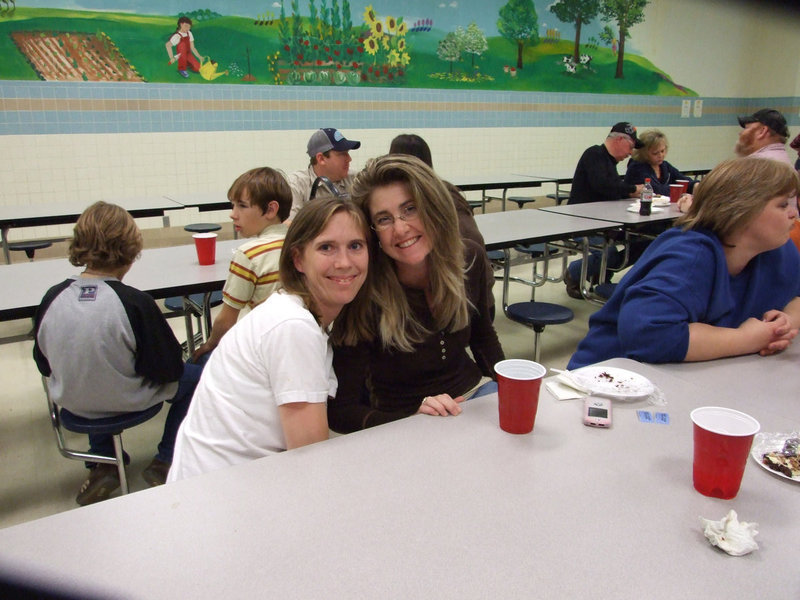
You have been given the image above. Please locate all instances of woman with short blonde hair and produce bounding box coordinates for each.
[570,157,800,368]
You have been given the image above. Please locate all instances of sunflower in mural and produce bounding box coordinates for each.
[363,5,377,26]
[385,16,397,33]
[364,36,379,55]
[370,20,384,37]
[397,22,408,36]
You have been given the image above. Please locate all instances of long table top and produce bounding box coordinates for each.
[0,352,796,598]
[0,197,181,229]
[539,198,682,226]
[474,208,619,250]
[0,239,239,321]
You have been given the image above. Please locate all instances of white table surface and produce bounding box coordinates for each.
[0,356,797,599]
[539,198,682,226]
[0,239,239,321]
[475,208,620,250]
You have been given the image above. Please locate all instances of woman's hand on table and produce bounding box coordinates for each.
[418,393,465,417]
[757,310,799,355]
[676,194,693,213]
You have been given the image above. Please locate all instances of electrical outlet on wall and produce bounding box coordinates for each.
[681,100,691,118]
[693,100,703,118]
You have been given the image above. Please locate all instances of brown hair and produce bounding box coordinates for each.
[279,197,373,344]
[676,157,800,240]
[228,167,293,221]
[69,201,143,269]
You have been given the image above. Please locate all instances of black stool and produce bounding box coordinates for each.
[505,302,574,363]
[164,291,224,357]
[183,223,222,234]
[547,191,570,205]
[508,196,537,210]
[9,240,52,261]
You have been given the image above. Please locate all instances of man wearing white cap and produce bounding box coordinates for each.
[286,128,361,221]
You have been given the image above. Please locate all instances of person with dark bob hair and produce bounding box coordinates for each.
[34,202,203,504]
[569,158,800,368]
[168,197,372,481]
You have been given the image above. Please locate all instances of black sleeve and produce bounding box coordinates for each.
[586,150,635,201]
[464,241,505,377]
[32,279,73,377]
[107,281,184,384]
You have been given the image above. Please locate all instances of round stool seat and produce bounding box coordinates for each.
[514,243,545,257]
[508,196,536,209]
[164,290,223,312]
[184,223,222,234]
[486,250,505,261]
[9,240,52,259]
[59,402,163,435]
[506,301,574,330]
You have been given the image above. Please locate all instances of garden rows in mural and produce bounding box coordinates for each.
[0,1,694,95]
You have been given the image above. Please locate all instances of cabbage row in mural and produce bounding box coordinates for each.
[0,0,695,95]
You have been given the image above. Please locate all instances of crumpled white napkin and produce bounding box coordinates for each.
[699,510,759,556]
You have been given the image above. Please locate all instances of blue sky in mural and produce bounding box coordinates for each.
[21,0,624,47]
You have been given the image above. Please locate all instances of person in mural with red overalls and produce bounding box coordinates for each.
[165,16,205,78]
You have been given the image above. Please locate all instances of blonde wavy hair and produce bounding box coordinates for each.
[631,129,668,163]
[676,157,800,241]
[350,154,469,352]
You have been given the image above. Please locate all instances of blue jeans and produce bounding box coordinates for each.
[87,361,203,466]
[469,380,498,399]
[567,236,624,284]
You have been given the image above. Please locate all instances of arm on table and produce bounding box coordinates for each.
[685,315,798,361]
[278,402,329,449]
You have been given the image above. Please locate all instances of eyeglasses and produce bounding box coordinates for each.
[371,204,419,231]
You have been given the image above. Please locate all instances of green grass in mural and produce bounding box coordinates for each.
[0,7,696,95]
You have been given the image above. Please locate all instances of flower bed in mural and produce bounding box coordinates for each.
[268,3,409,86]
[11,30,143,82]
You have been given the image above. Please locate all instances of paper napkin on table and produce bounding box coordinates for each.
[545,380,586,401]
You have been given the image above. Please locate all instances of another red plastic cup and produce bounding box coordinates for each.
[494,359,546,434]
[690,406,760,499]
[677,179,690,194]
[193,232,217,265]
[669,184,683,203]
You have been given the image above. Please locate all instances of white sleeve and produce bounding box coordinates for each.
[169,33,180,46]
[261,317,335,406]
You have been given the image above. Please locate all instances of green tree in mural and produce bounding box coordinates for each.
[598,24,615,48]
[549,0,600,63]
[600,0,648,79]
[497,0,539,70]
[437,31,461,74]
[459,22,487,73]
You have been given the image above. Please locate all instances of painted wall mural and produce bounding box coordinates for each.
[0,0,696,95]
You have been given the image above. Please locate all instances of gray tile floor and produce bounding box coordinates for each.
[0,199,603,530]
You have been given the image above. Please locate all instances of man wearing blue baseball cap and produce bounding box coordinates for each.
[287,128,361,221]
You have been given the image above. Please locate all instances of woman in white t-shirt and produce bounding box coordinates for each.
[168,197,373,481]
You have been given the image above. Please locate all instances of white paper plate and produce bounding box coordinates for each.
[653,195,671,206]
[750,432,800,483]
[570,366,655,399]
[627,205,664,214]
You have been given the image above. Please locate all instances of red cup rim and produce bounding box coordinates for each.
[690,406,760,437]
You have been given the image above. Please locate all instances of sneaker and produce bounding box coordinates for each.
[178,70,189,78]
[76,464,120,506]
[563,268,583,300]
[142,458,171,487]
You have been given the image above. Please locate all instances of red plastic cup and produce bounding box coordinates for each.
[690,406,760,499]
[669,184,683,203]
[193,232,217,265]
[494,359,546,434]
[677,179,690,194]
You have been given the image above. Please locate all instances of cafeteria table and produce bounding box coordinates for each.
[538,197,682,226]
[0,238,240,321]
[0,353,796,599]
[0,196,182,264]
[447,174,547,212]
[474,207,619,250]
